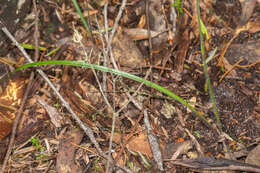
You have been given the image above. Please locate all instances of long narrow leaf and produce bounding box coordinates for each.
[15,60,211,127]
[71,0,91,35]
[196,0,221,130]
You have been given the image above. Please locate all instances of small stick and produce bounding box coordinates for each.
[1,2,40,171]
[104,0,127,70]
[0,18,104,159]
[0,17,132,173]
[0,73,34,173]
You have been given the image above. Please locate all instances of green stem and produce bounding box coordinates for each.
[196,0,221,131]
[71,0,91,35]
[15,60,212,128]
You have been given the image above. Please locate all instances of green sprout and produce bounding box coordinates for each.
[30,137,40,148]
[53,102,60,108]
[171,0,183,15]
[30,137,46,160]
[194,131,201,138]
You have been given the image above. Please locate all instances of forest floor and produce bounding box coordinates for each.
[0,0,260,172]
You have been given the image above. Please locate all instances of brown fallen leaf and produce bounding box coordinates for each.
[56,128,84,173]
[124,28,167,41]
[37,97,62,128]
[164,140,192,160]
[107,131,153,158]
[126,133,153,158]
[144,109,163,171]
[239,0,257,26]
[137,15,146,28]
[112,28,145,68]
[248,21,260,33]
[0,75,26,139]
[148,0,169,48]
[225,40,260,65]
[246,144,260,167]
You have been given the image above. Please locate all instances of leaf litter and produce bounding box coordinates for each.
[0,0,260,172]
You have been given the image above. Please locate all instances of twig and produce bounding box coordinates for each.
[114,101,146,163]
[144,109,164,171]
[33,0,39,62]
[1,24,133,173]
[117,67,152,113]
[103,1,150,168]
[0,73,34,173]
[1,19,133,173]
[0,2,40,171]
[145,0,156,122]
[0,21,104,158]
[106,66,152,171]
[145,0,153,61]
[105,77,117,173]
[101,6,119,170]
[73,28,113,112]
[106,0,127,49]
[103,2,109,46]
[219,58,243,82]
[184,128,204,155]
[95,15,108,94]
[103,1,117,70]
[102,1,128,171]
[104,0,127,70]
[170,157,260,172]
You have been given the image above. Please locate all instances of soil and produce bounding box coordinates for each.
[0,0,259,172]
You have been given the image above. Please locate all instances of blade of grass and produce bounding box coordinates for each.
[196,0,221,130]
[45,47,60,57]
[71,0,91,35]
[206,47,217,64]
[15,60,212,128]
[20,43,46,51]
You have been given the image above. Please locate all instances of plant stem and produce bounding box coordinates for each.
[72,0,91,36]
[195,0,221,131]
[15,60,213,129]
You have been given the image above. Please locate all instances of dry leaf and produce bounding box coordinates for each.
[137,15,146,28]
[37,97,62,128]
[0,75,26,139]
[56,128,83,173]
[246,144,260,166]
[127,133,153,158]
[124,28,166,41]
[112,29,145,67]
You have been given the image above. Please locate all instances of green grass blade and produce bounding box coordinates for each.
[71,0,91,35]
[45,47,60,57]
[196,0,221,130]
[20,43,46,51]
[15,60,211,127]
